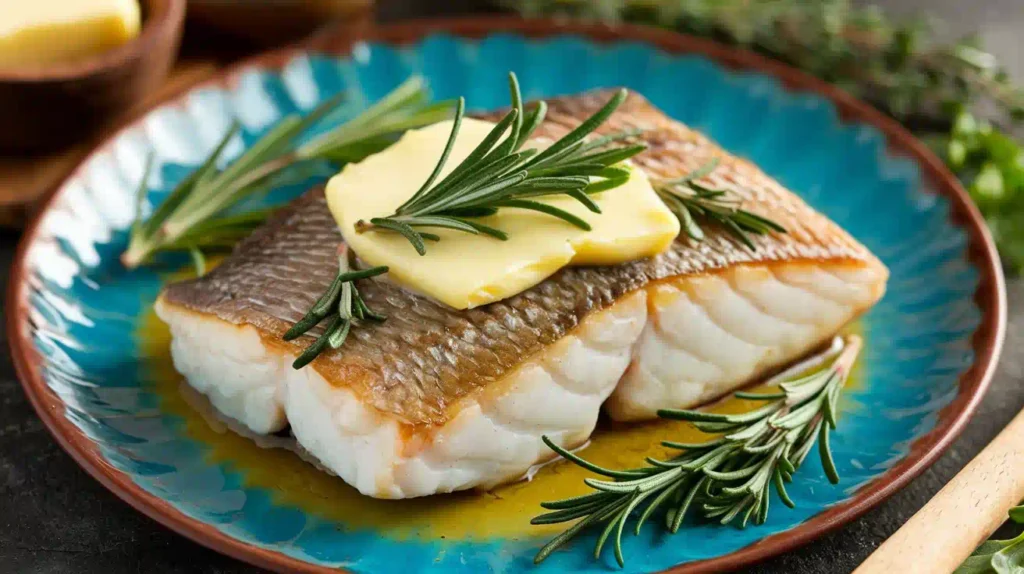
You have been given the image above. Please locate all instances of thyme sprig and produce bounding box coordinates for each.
[533,335,862,566]
[123,77,455,270]
[282,244,387,369]
[654,158,787,249]
[511,0,1024,272]
[354,72,644,255]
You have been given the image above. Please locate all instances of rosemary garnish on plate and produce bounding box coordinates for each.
[282,245,388,369]
[123,77,454,271]
[653,158,787,250]
[354,72,645,255]
[533,335,862,566]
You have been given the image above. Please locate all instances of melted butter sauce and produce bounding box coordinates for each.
[138,289,863,542]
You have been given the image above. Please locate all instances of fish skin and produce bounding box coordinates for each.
[155,290,647,497]
[162,90,885,428]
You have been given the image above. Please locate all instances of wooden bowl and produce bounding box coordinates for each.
[187,0,373,47]
[0,0,186,153]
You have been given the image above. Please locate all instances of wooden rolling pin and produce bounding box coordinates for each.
[854,409,1024,574]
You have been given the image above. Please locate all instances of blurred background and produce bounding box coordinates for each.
[0,1,1021,573]
[3,0,1023,268]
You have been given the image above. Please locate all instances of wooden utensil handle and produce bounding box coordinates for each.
[854,409,1024,574]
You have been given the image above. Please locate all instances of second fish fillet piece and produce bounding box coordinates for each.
[155,91,888,498]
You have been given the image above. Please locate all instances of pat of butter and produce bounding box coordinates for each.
[326,118,680,310]
[0,0,141,68]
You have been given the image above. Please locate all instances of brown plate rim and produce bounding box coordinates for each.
[7,16,1007,574]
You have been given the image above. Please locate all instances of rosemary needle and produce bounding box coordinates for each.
[533,335,862,566]
[283,244,387,369]
[283,73,644,363]
[653,158,787,249]
[355,72,645,255]
[123,77,455,269]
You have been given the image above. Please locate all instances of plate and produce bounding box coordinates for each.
[8,17,1006,574]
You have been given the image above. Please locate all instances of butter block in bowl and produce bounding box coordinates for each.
[0,0,141,68]
[0,0,184,152]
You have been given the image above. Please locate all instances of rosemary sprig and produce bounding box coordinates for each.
[533,335,862,566]
[173,210,273,276]
[282,244,387,369]
[354,72,645,255]
[123,77,454,269]
[654,158,787,249]
[128,151,271,277]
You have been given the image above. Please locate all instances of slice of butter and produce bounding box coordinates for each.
[0,0,141,68]
[326,118,680,310]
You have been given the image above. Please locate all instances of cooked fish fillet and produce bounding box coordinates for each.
[156,91,888,498]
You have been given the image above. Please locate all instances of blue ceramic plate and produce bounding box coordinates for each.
[9,19,1005,574]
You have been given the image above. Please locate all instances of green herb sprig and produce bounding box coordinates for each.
[515,0,1022,122]
[354,72,644,255]
[941,108,1024,271]
[532,335,862,566]
[123,77,455,271]
[654,158,787,249]
[955,503,1024,574]
[282,244,388,369]
[510,0,1024,272]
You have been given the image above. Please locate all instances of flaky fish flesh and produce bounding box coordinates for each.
[155,91,888,498]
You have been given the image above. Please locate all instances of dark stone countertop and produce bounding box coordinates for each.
[1,1,1022,572]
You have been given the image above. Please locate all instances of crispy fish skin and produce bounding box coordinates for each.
[157,91,888,498]
[156,289,646,497]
